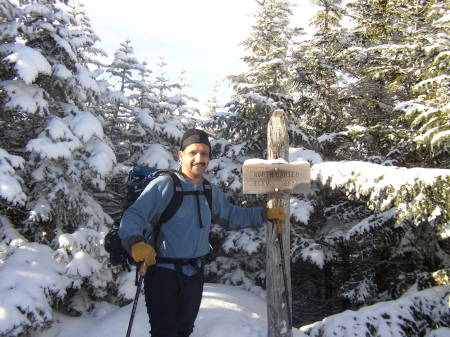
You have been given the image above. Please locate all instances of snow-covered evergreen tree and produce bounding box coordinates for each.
[204,80,222,117]
[102,39,152,167]
[326,0,450,166]
[291,0,348,134]
[290,159,450,326]
[0,1,115,334]
[388,1,449,161]
[170,69,200,117]
[210,0,302,155]
[132,57,198,163]
[276,0,450,326]
[102,43,200,174]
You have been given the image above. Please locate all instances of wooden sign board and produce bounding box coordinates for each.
[243,161,311,194]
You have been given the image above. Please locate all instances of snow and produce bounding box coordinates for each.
[116,271,137,300]
[31,283,308,337]
[0,2,448,336]
[23,3,51,16]
[0,148,26,205]
[138,143,176,169]
[66,251,102,278]
[317,132,338,143]
[167,95,187,105]
[50,33,77,61]
[207,157,243,191]
[52,63,72,79]
[300,243,326,269]
[86,139,117,177]
[0,216,24,243]
[76,65,100,92]
[289,148,322,165]
[290,198,313,225]
[26,117,82,159]
[427,328,450,337]
[242,92,276,107]
[244,158,288,165]
[0,240,72,337]
[301,286,450,337]
[161,118,185,140]
[26,134,80,160]
[317,125,368,144]
[137,108,155,129]
[25,281,450,337]
[1,80,48,114]
[66,110,104,143]
[223,227,265,255]
[109,90,128,104]
[431,129,450,147]
[4,44,51,83]
[0,174,25,206]
[312,161,450,197]
[58,228,103,252]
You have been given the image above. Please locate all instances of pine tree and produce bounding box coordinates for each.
[104,49,197,170]
[212,0,302,156]
[291,0,348,134]
[205,80,222,117]
[104,39,147,137]
[287,1,450,326]
[143,58,197,152]
[391,0,450,161]
[331,0,450,166]
[0,1,116,331]
[152,57,178,113]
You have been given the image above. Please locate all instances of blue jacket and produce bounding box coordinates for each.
[119,172,265,274]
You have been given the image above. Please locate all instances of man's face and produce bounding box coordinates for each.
[178,143,210,182]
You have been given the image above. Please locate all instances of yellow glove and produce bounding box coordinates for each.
[131,241,156,266]
[267,207,288,222]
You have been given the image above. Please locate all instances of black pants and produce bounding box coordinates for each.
[144,267,204,337]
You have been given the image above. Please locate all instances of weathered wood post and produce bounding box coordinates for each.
[242,109,311,337]
[266,109,292,337]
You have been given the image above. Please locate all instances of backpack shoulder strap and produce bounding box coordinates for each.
[154,171,212,226]
[202,178,213,213]
[147,170,183,248]
[158,170,183,225]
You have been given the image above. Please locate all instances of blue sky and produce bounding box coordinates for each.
[82,0,317,106]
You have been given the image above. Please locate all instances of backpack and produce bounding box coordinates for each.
[104,167,213,271]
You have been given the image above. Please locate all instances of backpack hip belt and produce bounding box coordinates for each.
[156,256,206,275]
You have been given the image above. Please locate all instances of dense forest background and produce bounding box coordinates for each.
[0,0,449,336]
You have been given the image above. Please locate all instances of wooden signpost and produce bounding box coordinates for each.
[243,109,311,337]
[243,161,310,194]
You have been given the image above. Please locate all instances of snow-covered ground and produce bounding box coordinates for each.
[31,283,307,337]
[29,282,450,337]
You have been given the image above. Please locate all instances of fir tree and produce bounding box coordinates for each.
[287,1,450,326]
[104,39,146,136]
[212,0,302,156]
[205,80,222,117]
[390,0,450,161]
[291,0,348,134]
[331,0,450,166]
[0,1,115,331]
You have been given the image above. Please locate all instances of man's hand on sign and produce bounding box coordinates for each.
[266,207,287,222]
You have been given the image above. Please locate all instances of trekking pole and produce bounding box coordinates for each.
[126,262,148,337]
[274,219,293,329]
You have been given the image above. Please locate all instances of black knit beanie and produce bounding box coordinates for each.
[180,129,211,154]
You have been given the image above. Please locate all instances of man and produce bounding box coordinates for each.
[119,128,286,337]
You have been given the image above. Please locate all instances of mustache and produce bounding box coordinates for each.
[192,162,206,167]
